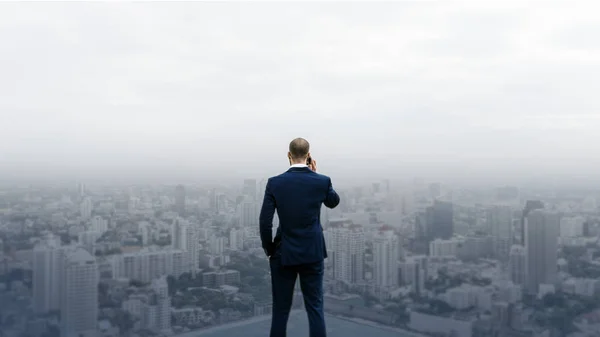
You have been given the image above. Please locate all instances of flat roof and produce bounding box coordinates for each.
[187,311,419,337]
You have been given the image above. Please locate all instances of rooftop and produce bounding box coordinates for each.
[188,311,419,337]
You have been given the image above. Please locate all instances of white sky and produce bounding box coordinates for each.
[1,2,599,184]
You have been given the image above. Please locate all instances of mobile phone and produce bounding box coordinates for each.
[306,157,312,165]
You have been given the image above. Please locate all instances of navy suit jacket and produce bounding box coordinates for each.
[259,166,340,266]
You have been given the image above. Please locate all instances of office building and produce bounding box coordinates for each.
[238,199,258,228]
[112,247,186,282]
[242,179,257,201]
[429,238,461,257]
[487,205,514,261]
[171,217,199,275]
[524,210,560,294]
[324,220,364,284]
[61,248,98,337]
[175,185,186,216]
[150,276,171,333]
[509,245,526,286]
[229,228,244,251]
[425,200,454,240]
[80,197,92,219]
[32,234,63,314]
[399,256,427,295]
[373,226,399,288]
[520,200,544,245]
[90,216,108,234]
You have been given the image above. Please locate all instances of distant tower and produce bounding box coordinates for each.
[242,179,257,201]
[151,276,171,333]
[520,200,544,245]
[229,228,244,251]
[32,234,63,314]
[373,226,399,289]
[139,221,151,246]
[426,200,454,240]
[80,197,92,219]
[324,220,364,284]
[257,178,267,203]
[171,218,199,276]
[524,210,559,294]
[487,206,514,261]
[175,185,186,216]
[61,248,98,337]
[238,199,258,228]
[509,245,526,286]
[399,256,427,295]
[77,182,86,198]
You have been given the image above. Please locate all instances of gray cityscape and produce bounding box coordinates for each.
[2,2,600,337]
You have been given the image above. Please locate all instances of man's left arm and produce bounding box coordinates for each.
[259,179,276,257]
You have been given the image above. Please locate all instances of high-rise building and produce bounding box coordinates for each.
[210,235,226,255]
[520,200,544,245]
[215,193,226,214]
[324,220,364,284]
[150,276,171,333]
[32,234,63,314]
[77,182,86,198]
[112,248,186,282]
[229,228,244,251]
[78,231,101,255]
[139,221,151,246]
[61,248,98,337]
[90,216,108,234]
[429,238,461,257]
[560,216,585,238]
[238,199,258,228]
[171,218,199,275]
[524,210,559,294]
[209,188,217,212]
[373,225,399,289]
[257,178,267,202]
[487,206,514,261]
[425,200,454,240]
[399,256,427,295]
[175,185,186,216]
[80,197,92,219]
[242,179,257,201]
[509,245,526,286]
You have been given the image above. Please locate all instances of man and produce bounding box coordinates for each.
[259,137,340,337]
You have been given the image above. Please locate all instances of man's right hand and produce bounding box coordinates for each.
[309,158,317,172]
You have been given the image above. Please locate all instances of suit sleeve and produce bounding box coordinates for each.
[259,179,276,256]
[323,177,340,209]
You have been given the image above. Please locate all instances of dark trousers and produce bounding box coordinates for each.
[269,249,326,337]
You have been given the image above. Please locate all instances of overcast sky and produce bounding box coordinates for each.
[1,2,599,185]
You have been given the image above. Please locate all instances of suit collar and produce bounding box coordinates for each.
[287,166,312,172]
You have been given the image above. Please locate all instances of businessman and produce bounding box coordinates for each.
[259,137,340,337]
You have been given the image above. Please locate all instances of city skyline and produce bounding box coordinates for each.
[1,1,600,337]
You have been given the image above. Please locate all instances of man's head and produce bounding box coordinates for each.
[288,137,310,164]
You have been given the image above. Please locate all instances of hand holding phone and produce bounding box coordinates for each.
[307,157,317,172]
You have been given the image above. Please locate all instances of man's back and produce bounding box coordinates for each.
[260,166,340,266]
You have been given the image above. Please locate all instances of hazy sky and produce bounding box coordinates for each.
[1,2,599,184]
